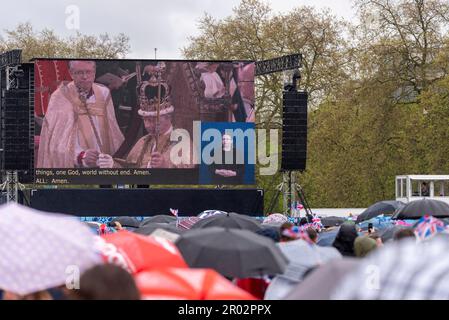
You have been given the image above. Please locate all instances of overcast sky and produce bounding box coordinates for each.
[0,0,356,59]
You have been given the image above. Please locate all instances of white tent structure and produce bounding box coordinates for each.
[396,175,449,205]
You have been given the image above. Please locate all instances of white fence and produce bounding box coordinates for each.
[310,208,366,218]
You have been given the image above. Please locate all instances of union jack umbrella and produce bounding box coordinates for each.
[414,215,448,242]
[311,215,324,232]
[394,220,413,227]
[298,216,324,233]
[177,217,201,230]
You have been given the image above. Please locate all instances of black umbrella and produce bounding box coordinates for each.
[140,215,176,227]
[191,212,261,232]
[379,225,410,243]
[134,223,184,235]
[176,227,288,278]
[320,216,346,228]
[111,216,140,228]
[357,201,405,223]
[260,223,282,230]
[317,229,339,247]
[391,199,449,220]
[255,226,281,242]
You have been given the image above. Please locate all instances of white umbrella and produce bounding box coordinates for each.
[332,235,449,299]
[286,258,359,299]
[0,203,102,295]
[278,239,342,275]
[264,239,342,299]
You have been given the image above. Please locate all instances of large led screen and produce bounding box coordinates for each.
[34,59,255,185]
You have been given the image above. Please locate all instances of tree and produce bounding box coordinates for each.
[354,0,449,94]
[183,0,349,212]
[183,0,349,122]
[1,23,130,190]
[420,75,449,172]
[0,22,130,61]
[300,0,449,207]
[185,0,449,210]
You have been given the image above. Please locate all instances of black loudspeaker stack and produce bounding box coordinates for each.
[0,63,34,182]
[281,90,308,171]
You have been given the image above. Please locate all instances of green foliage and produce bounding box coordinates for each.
[185,0,449,210]
[1,23,130,189]
[0,22,130,61]
[4,1,449,211]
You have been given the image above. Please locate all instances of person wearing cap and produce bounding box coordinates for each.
[98,63,195,169]
[37,60,125,168]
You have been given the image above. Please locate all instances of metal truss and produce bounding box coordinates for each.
[255,54,302,76]
[267,171,312,217]
[0,171,25,203]
[5,65,23,90]
[0,49,22,69]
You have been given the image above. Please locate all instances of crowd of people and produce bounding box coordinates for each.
[1,203,449,300]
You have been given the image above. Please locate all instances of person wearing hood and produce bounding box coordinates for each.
[332,223,358,257]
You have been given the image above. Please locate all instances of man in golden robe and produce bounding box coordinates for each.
[37,61,124,168]
[97,62,196,169]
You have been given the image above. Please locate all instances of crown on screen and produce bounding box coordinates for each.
[138,62,174,117]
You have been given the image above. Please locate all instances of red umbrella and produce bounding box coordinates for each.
[98,231,187,274]
[135,268,257,300]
